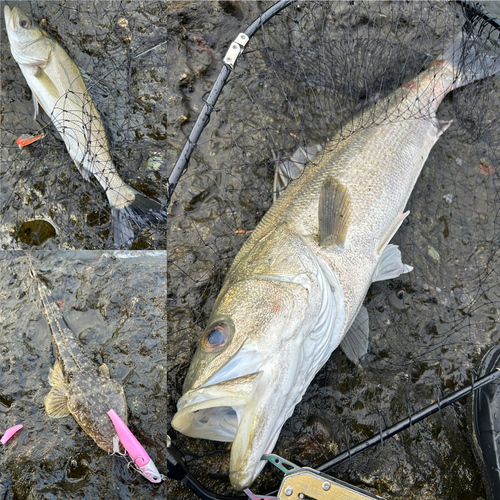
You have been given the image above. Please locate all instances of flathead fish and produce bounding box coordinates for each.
[4,6,166,248]
[172,33,500,489]
[31,263,127,452]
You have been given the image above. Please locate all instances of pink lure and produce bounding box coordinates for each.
[1,424,23,445]
[108,409,161,483]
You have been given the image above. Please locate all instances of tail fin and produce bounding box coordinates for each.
[112,208,135,249]
[111,188,167,249]
[442,31,500,91]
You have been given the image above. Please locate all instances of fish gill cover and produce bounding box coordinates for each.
[0,1,167,249]
[167,1,500,499]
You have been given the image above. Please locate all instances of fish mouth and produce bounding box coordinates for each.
[172,364,293,490]
[172,369,281,489]
[172,370,262,442]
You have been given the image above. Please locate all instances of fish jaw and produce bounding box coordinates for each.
[172,275,321,489]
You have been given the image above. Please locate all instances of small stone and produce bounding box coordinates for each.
[147,154,163,171]
[427,246,440,261]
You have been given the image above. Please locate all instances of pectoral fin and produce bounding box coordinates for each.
[45,384,70,418]
[372,244,413,283]
[319,178,351,248]
[32,93,40,120]
[340,306,369,365]
[48,362,65,387]
[32,67,60,100]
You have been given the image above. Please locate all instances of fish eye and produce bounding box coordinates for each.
[201,321,230,352]
[20,19,31,29]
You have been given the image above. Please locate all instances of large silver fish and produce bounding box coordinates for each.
[4,6,166,248]
[31,263,127,452]
[172,33,500,489]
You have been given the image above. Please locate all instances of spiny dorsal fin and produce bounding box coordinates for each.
[273,144,322,201]
[340,306,369,365]
[319,177,351,248]
[48,362,65,387]
[45,385,70,418]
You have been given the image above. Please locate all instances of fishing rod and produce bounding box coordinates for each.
[167,367,500,499]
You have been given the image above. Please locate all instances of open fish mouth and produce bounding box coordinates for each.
[172,371,262,442]
[172,368,283,489]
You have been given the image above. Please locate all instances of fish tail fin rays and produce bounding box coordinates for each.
[441,31,500,92]
[111,207,135,249]
[110,188,166,248]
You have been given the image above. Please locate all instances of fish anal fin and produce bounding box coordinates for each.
[75,161,91,181]
[99,363,110,378]
[377,211,410,255]
[373,244,413,283]
[45,385,70,418]
[48,362,65,387]
[319,177,351,248]
[340,306,369,365]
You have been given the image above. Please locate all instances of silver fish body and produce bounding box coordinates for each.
[4,6,166,247]
[172,34,500,490]
[32,265,127,452]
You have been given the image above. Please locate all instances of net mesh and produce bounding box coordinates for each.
[167,1,500,499]
[1,1,167,249]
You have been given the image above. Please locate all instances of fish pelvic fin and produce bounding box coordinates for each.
[45,384,70,418]
[373,244,413,283]
[318,177,351,248]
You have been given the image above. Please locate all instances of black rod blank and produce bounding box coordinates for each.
[317,368,500,473]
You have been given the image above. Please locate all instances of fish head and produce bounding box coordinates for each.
[172,276,312,489]
[67,377,128,453]
[4,6,51,66]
